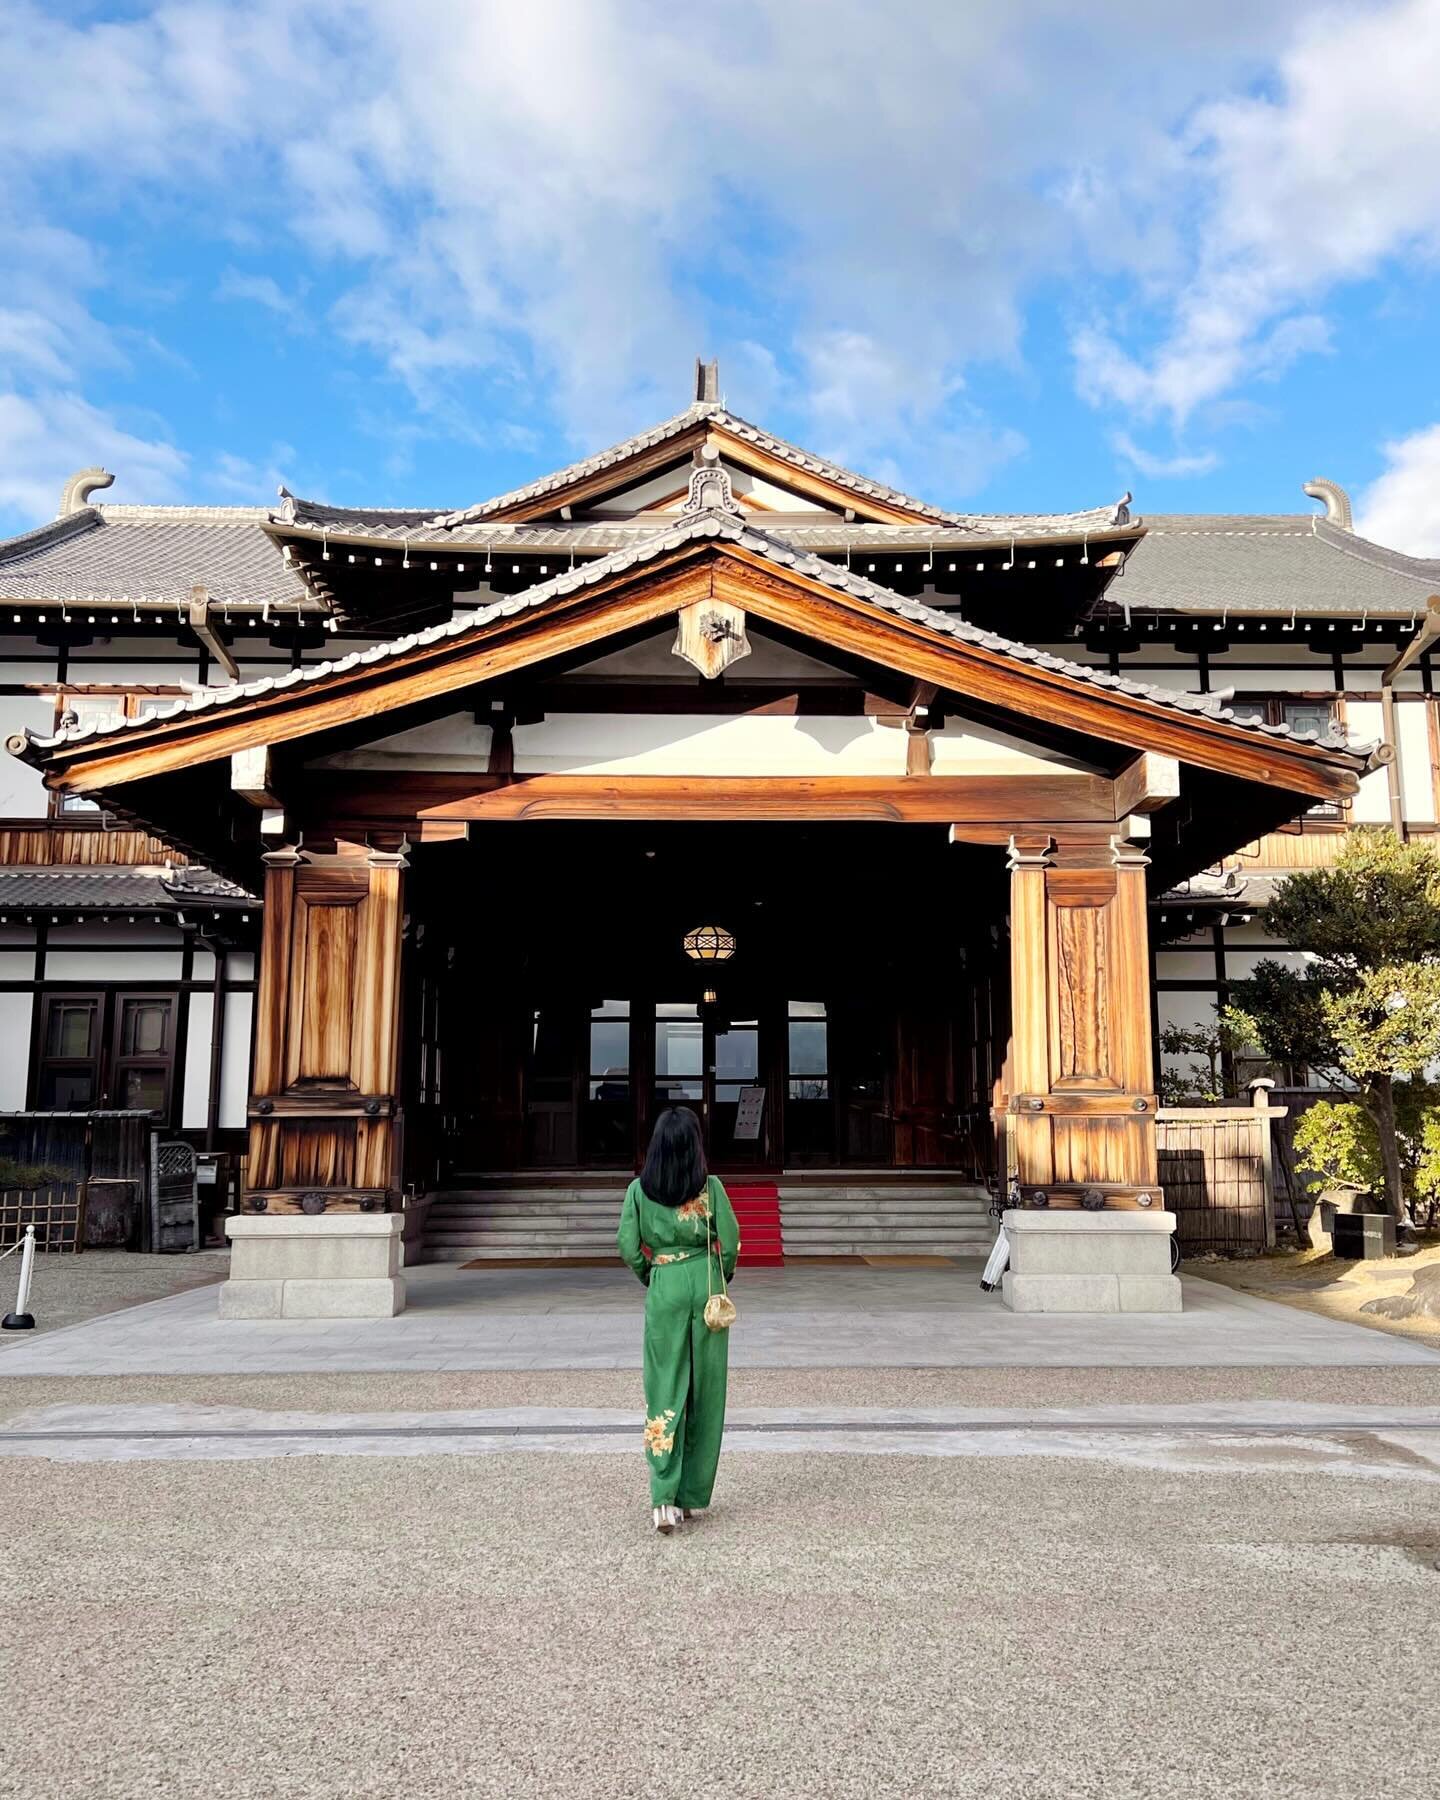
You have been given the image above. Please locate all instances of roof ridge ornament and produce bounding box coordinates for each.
[1303,478,1353,531]
[694,356,720,405]
[59,467,114,518]
[680,446,742,517]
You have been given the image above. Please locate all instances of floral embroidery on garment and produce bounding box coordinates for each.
[643,1409,676,1457]
[676,1193,710,1233]
[654,1253,681,1265]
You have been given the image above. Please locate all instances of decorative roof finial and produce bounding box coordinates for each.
[1303,478,1353,531]
[59,467,114,518]
[693,357,720,405]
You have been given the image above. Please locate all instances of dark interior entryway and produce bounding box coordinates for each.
[402,822,1010,1188]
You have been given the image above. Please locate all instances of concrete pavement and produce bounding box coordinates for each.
[5,1260,1439,1376]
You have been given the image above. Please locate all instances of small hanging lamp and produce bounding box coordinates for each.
[683,922,735,963]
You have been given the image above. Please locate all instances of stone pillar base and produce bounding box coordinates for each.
[1000,1208,1181,1314]
[221,1214,406,1319]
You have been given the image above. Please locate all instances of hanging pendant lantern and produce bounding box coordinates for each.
[683,922,735,963]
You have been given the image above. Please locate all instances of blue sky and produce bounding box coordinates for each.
[5,0,1440,549]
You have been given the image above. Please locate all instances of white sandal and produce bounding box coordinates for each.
[652,1505,682,1534]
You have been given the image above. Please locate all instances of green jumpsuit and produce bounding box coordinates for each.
[617,1175,740,1510]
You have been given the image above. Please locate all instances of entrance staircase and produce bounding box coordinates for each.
[421,1170,995,1264]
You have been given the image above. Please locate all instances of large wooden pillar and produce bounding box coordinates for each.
[1003,830,1161,1208]
[245,845,408,1214]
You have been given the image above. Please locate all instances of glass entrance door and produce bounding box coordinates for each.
[652,1003,771,1168]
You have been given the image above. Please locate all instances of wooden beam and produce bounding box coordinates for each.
[1114,751,1180,816]
[231,745,280,809]
[297,771,1122,827]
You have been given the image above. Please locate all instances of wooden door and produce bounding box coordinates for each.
[246,849,407,1213]
[1003,835,1160,1207]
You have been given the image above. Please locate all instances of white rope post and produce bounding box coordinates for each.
[2,1224,37,1329]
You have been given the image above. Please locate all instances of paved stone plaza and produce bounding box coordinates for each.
[3,1260,1438,1376]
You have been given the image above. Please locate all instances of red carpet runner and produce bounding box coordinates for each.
[722,1181,784,1267]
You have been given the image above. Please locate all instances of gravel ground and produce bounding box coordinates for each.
[5,1362,1440,1422]
[0,1248,228,1342]
[3,1438,1436,1799]
[3,1362,1440,1422]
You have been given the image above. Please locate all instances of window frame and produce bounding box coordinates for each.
[31,987,181,1122]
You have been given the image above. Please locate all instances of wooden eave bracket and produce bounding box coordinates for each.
[188,587,240,683]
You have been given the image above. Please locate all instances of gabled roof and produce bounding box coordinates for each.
[1117,513,1440,619]
[0,503,311,612]
[418,400,1134,532]
[268,505,1138,555]
[18,509,1365,772]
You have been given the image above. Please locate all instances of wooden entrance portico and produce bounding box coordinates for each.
[10,512,1370,1299]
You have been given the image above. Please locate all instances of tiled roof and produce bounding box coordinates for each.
[268,510,1138,554]
[0,504,314,611]
[429,402,1133,532]
[1117,515,1440,619]
[0,868,254,911]
[21,509,1367,765]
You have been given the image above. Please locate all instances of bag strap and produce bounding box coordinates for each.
[706,1176,727,1306]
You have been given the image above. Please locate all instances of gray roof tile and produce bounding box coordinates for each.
[21,510,1366,766]
[0,505,313,611]
[1118,515,1440,619]
[0,868,254,911]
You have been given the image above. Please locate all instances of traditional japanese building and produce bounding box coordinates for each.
[5,363,1395,1313]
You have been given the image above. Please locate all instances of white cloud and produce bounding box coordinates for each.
[1110,433,1220,481]
[215,269,306,324]
[0,391,186,523]
[0,0,1309,514]
[6,0,1440,516]
[1074,0,1440,424]
[1355,424,1440,556]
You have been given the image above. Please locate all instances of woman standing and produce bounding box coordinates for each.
[617,1106,740,1534]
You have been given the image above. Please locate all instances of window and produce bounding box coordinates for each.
[786,1000,833,1162]
[36,993,102,1107]
[584,998,631,1164]
[1229,697,1343,820]
[33,990,178,1118]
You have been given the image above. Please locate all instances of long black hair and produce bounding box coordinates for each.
[639,1106,708,1208]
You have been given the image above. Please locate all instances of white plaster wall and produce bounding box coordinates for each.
[48,923,180,948]
[46,951,186,980]
[1224,948,1311,980]
[1122,666,1201,694]
[182,992,214,1130]
[61,661,200,688]
[929,721,1099,775]
[571,626,845,684]
[1154,950,1216,980]
[511,712,908,776]
[1346,699,1391,823]
[313,704,1099,780]
[0,696,58,815]
[0,992,33,1108]
[225,952,255,982]
[1397,701,1436,823]
[219,993,253,1129]
[0,950,36,979]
